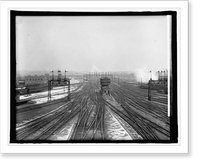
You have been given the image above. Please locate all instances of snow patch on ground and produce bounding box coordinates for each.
[48,113,79,140]
[19,79,80,101]
[19,86,76,104]
[109,109,143,140]
[50,124,75,140]
[105,107,132,140]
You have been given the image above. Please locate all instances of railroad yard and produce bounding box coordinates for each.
[15,76,170,142]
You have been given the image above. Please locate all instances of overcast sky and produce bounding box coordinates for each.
[16,15,169,77]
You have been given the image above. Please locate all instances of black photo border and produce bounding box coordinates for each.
[10,10,177,144]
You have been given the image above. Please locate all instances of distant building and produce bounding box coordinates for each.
[24,74,67,85]
[24,75,49,85]
[44,74,50,80]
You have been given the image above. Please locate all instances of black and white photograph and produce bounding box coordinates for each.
[10,10,178,143]
[0,0,190,156]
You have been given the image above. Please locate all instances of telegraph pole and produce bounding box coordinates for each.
[51,70,54,80]
[148,78,152,101]
[64,70,67,93]
[48,70,54,100]
[163,70,166,82]
[148,71,152,101]
[68,80,70,101]
[48,80,52,100]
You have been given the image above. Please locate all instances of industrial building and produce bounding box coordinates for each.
[157,70,168,82]
[24,74,66,85]
[24,75,49,85]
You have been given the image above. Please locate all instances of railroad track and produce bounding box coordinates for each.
[116,82,168,105]
[16,82,92,141]
[16,83,84,113]
[16,77,170,141]
[122,102,170,139]
[110,83,169,124]
[17,103,72,140]
[70,82,105,140]
[105,100,156,140]
[69,97,92,140]
[105,82,170,140]
[105,100,169,140]
[16,99,82,140]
